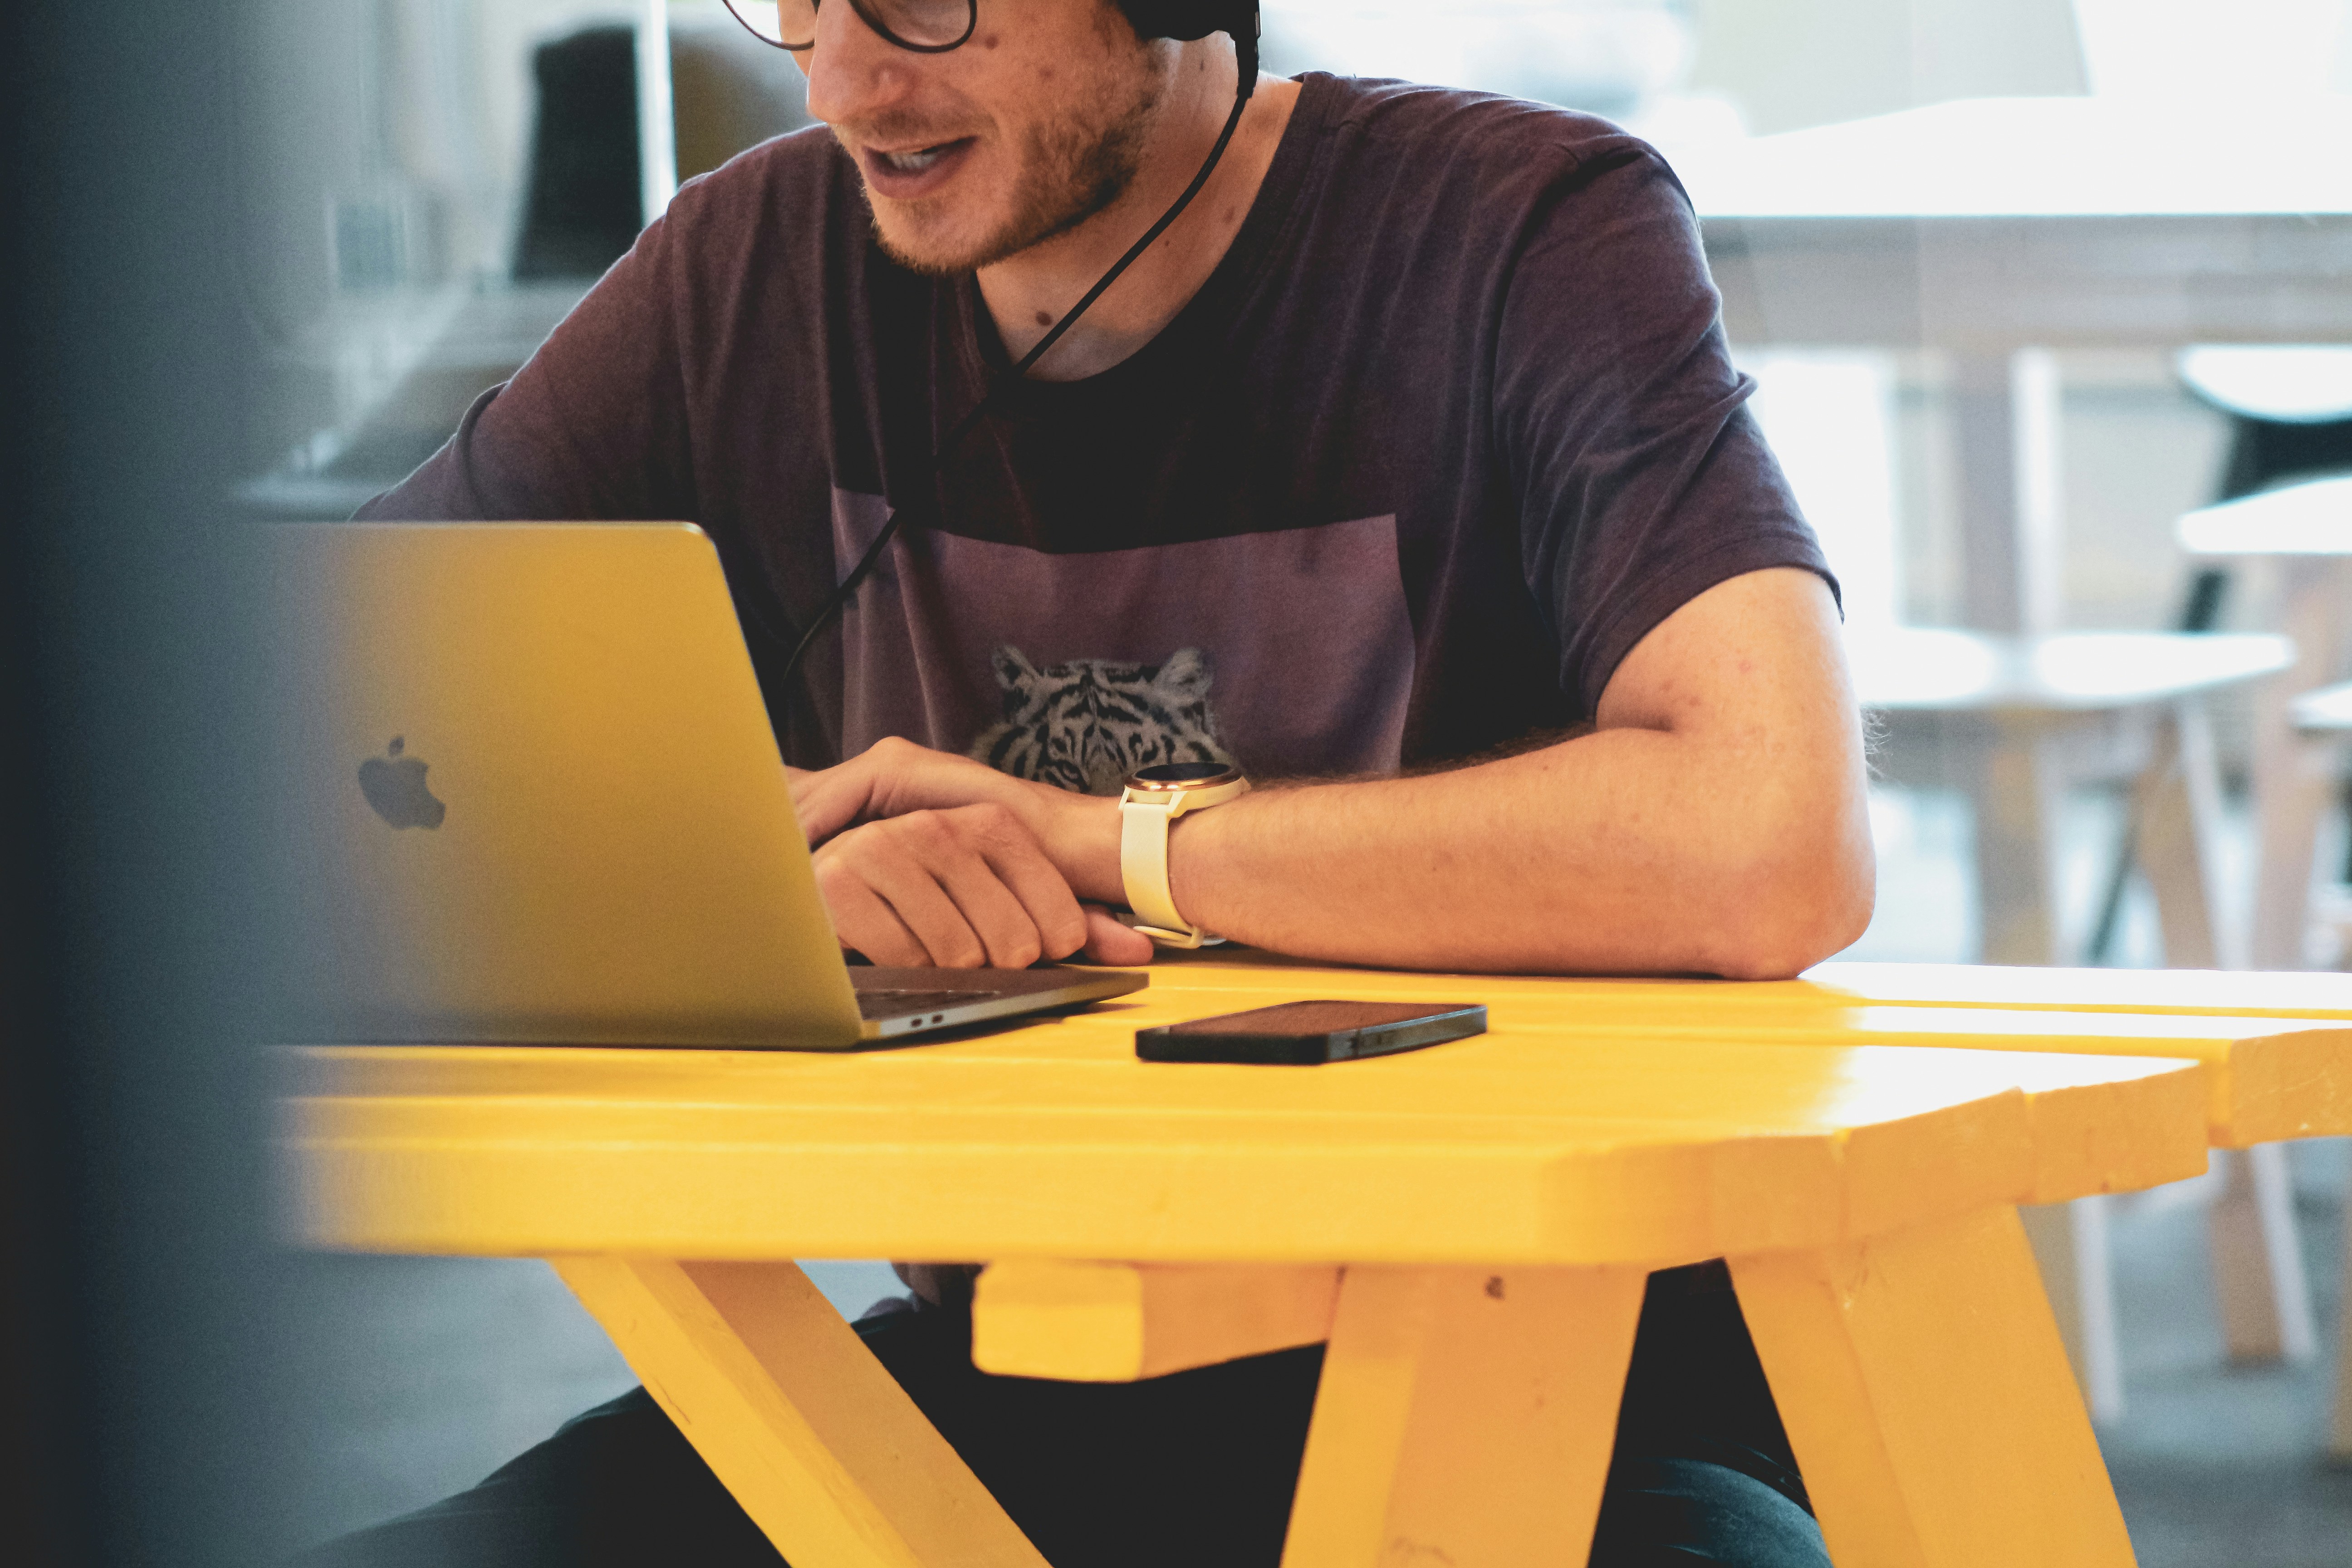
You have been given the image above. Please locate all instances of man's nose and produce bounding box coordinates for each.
[799,0,918,127]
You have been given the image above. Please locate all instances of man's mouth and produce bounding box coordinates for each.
[856,137,976,199]
[879,144,952,173]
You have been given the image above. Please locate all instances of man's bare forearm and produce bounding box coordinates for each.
[799,570,1874,977]
[1035,568,1874,978]
[1165,728,1869,976]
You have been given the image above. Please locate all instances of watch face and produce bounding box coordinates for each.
[1128,761,1242,789]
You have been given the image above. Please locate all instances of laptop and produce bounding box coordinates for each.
[265,520,1147,1048]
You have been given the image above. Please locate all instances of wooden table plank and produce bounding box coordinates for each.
[285,1014,2204,1266]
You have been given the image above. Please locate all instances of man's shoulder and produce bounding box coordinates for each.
[1302,73,1662,189]
[662,122,860,241]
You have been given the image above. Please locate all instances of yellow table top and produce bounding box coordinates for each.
[1139,953,2352,1147]
[284,960,2207,1269]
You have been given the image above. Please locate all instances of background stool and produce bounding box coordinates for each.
[2178,345,2352,503]
[2081,350,2352,965]
[2177,478,2352,972]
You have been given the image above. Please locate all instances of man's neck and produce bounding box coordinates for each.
[977,47,1300,384]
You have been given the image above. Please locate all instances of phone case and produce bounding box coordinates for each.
[1135,1000,1488,1064]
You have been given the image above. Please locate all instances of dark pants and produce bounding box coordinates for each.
[302,1265,1828,1568]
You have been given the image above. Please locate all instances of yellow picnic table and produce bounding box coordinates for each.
[283,960,2220,1568]
[1143,954,2352,1441]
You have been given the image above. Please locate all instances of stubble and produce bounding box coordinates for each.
[861,49,1171,275]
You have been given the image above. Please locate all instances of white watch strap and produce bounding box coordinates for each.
[1118,775,1247,948]
[1119,799,1194,938]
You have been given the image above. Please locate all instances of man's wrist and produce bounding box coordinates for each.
[1031,785,1127,905]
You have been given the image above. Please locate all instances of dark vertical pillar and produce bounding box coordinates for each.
[1,1,303,1563]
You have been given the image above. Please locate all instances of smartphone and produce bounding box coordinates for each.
[1135,1000,1488,1064]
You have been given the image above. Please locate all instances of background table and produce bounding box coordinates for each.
[285,963,2210,1567]
[1846,628,2291,970]
[1682,95,2352,637]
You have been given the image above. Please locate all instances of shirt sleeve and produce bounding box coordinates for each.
[1493,139,1834,717]
[354,205,698,524]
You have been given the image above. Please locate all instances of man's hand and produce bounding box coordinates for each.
[790,739,1153,968]
[810,804,1088,969]
[792,737,1049,845]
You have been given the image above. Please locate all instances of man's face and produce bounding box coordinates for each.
[803,0,1177,274]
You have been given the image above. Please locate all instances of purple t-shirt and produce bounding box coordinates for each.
[363,73,1829,784]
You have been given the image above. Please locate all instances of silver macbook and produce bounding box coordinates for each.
[265,520,1146,1048]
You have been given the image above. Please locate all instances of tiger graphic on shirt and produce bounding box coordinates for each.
[969,645,1235,796]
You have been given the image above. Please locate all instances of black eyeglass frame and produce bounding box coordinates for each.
[723,0,980,54]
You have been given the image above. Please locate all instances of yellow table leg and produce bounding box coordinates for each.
[1279,1264,1649,1568]
[1731,1206,2135,1568]
[550,1256,1049,1568]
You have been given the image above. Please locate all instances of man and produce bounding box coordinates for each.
[319,0,1872,1563]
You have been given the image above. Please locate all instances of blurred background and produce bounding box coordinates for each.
[7,1,2350,1564]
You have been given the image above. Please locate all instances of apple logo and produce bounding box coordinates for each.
[358,736,446,830]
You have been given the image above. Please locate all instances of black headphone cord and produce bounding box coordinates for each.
[775,29,1263,692]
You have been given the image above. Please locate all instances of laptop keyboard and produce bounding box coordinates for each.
[856,988,990,1020]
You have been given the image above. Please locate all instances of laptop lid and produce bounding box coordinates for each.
[269,521,869,1049]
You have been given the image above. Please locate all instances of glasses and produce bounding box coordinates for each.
[722,0,980,54]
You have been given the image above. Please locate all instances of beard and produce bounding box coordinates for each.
[854,55,1169,276]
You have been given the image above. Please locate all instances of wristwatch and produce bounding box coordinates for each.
[1118,761,1250,949]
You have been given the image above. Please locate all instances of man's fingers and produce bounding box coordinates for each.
[968,813,1090,962]
[822,811,1064,969]
[808,804,1097,971]
[818,827,987,967]
[845,832,1000,969]
[867,806,1083,969]
[928,839,1051,970]
[1082,906,1158,966]
[885,810,1054,968]
[791,764,874,847]
[813,867,931,968]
